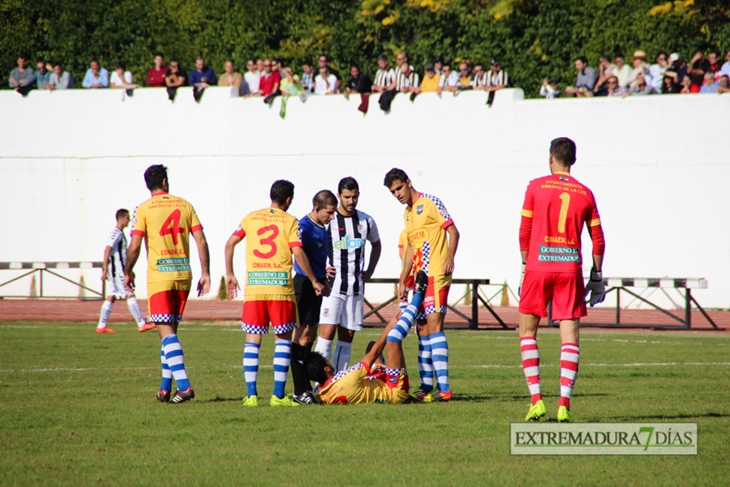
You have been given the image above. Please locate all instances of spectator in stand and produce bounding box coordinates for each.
[606,76,625,97]
[720,50,730,79]
[612,53,631,88]
[9,55,35,95]
[433,55,444,74]
[343,64,372,99]
[436,64,458,96]
[540,79,560,99]
[593,55,615,96]
[707,51,722,82]
[279,66,301,96]
[110,61,133,88]
[218,60,243,92]
[189,57,217,88]
[314,66,337,95]
[627,72,656,95]
[679,74,693,94]
[699,71,719,94]
[717,75,730,94]
[485,59,509,92]
[627,51,651,87]
[318,55,341,93]
[395,63,420,97]
[49,61,73,89]
[649,52,669,92]
[258,59,281,96]
[565,56,597,97]
[664,53,687,87]
[82,59,109,88]
[471,63,486,89]
[395,52,414,77]
[35,60,52,89]
[146,53,168,87]
[661,74,680,94]
[372,55,396,93]
[420,64,440,92]
[456,62,473,90]
[165,59,186,100]
[686,50,709,92]
[244,59,260,95]
[301,60,315,92]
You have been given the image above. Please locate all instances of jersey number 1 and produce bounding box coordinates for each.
[557,193,570,233]
[254,225,279,259]
[160,209,185,245]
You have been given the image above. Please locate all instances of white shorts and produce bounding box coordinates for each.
[108,273,133,299]
[319,294,364,331]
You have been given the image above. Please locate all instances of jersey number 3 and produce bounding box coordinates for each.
[160,209,185,245]
[254,225,278,259]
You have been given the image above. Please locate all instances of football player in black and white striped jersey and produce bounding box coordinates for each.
[314,177,382,371]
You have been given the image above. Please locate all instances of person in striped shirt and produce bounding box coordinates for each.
[395,52,415,78]
[471,63,486,89]
[484,59,509,92]
[396,63,420,96]
[371,55,396,93]
[436,64,458,96]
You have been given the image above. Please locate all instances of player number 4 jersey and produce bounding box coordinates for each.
[520,172,605,273]
[403,193,454,277]
[131,193,203,283]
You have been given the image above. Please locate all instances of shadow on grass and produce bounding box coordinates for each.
[607,412,730,421]
[200,396,244,403]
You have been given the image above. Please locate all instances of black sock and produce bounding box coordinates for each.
[290,343,312,395]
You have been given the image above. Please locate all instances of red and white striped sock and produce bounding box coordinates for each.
[520,337,541,405]
[559,343,580,409]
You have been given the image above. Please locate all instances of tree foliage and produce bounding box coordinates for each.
[1,0,728,97]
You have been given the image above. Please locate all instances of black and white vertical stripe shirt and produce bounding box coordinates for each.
[326,210,380,296]
[485,70,509,87]
[105,227,127,278]
[396,71,420,90]
[374,68,396,88]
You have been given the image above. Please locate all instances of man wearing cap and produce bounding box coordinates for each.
[420,64,441,92]
[627,51,652,87]
[485,60,509,91]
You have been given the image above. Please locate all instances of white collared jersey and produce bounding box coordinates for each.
[106,227,127,278]
[326,210,380,296]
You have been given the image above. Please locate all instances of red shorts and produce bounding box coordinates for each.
[417,275,451,320]
[518,270,586,321]
[242,295,298,335]
[147,281,191,324]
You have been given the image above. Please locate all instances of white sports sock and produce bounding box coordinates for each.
[333,341,352,371]
[98,301,113,329]
[314,337,333,360]
[127,298,145,327]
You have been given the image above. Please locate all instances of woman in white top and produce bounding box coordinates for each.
[110,61,133,88]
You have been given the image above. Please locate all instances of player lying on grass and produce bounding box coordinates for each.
[305,270,428,405]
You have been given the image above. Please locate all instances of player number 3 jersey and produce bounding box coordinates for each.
[403,193,454,278]
[131,193,203,283]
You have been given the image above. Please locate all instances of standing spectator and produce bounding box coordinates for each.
[343,64,372,99]
[612,54,631,88]
[606,76,625,97]
[244,59,261,95]
[258,59,281,96]
[707,51,722,82]
[35,60,52,89]
[485,59,509,91]
[716,75,730,94]
[420,64,440,92]
[720,50,730,79]
[565,56,597,97]
[317,55,341,93]
[218,60,243,91]
[189,57,217,89]
[165,60,186,101]
[540,79,560,99]
[627,72,656,95]
[82,59,109,88]
[661,74,680,94]
[395,63,420,96]
[146,53,168,87]
[649,52,669,92]
[436,64,459,96]
[49,61,73,89]
[627,51,651,87]
[687,50,709,92]
[8,55,35,94]
[679,74,693,94]
[314,66,337,95]
[699,71,719,94]
[110,62,133,88]
[372,55,396,93]
[664,53,687,87]
[433,55,444,74]
[593,55,616,95]
[300,60,315,92]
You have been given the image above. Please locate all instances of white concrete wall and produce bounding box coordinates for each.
[1,87,728,308]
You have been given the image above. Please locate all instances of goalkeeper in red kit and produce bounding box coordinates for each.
[517,137,606,423]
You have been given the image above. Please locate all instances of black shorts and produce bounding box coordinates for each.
[294,274,323,326]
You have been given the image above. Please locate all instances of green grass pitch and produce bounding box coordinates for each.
[1,322,728,486]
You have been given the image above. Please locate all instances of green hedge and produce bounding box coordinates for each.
[2,0,728,97]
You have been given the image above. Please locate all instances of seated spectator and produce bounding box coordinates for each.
[687,50,709,92]
[699,71,719,94]
[218,60,243,91]
[317,55,341,93]
[372,55,396,93]
[627,50,651,87]
[8,55,35,94]
[189,56,217,88]
[565,56,597,97]
[49,61,73,89]
[110,61,133,88]
[395,63,420,96]
[627,72,656,95]
[717,75,730,94]
[344,64,372,99]
[661,74,680,94]
[456,62,473,90]
[606,76,625,97]
[244,59,260,95]
[612,53,631,88]
[279,67,301,96]
[649,52,669,92]
[433,55,444,74]
[165,60,186,100]
[539,79,559,99]
[664,53,687,86]
[593,55,616,95]
[35,60,52,89]
[436,64,458,96]
[420,64,440,92]
[720,50,730,79]
[707,51,722,82]
[300,60,315,92]
[679,74,693,94]
[82,59,109,88]
[146,53,168,87]
[471,63,485,89]
[258,59,281,96]
[484,59,509,91]
[314,66,337,95]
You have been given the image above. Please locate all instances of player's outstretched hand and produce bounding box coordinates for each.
[226,274,240,299]
[518,262,526,297]
[584,269,605,307]
[123,273,135,292]
[197,274,211,297]
[312,280,326,297]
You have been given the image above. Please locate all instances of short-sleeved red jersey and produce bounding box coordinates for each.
[519,171,605,273]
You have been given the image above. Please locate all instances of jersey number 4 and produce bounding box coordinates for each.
[160,209,185,245]
[253,225,278,259]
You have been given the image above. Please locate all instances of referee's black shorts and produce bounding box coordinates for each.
[294,274,323,327]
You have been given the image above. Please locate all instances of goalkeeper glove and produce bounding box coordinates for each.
[518,262,526,298]
[584,269,605,307]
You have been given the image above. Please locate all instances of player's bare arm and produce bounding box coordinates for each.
[443,224,460,276]
[292,246,328,296]
[224,234,243,299]
[192,229,211,297]
[124,234,143,291]
[398,243,414,300]
[362,239,382,282]
[101,245,112,281]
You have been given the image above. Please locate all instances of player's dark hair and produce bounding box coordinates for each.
[575,56,588,65]
[144,164,168,191]
[377,54,388,63]
[270,179,295,206]
[313,190,337,209]
[338,176,359,194]
[115,208,129,220]
[550,137,577,166]
[115,61,126,71]
[305,352,330,385]
[383,168,409,187]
